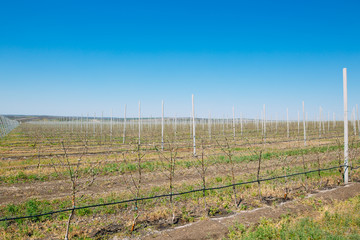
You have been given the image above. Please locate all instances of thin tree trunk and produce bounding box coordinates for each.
[257,152,262,200]
[64,208,74,240]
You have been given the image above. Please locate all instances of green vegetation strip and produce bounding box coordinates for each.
[227,195,360,240]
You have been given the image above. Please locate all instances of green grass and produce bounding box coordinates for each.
[0,171,49,184]
[227,195,360,240]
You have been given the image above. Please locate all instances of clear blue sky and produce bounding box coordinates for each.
[1,0,359,120]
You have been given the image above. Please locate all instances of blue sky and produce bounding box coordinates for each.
[0,0,359,120]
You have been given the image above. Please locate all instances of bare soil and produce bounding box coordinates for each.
[0,153,340,205]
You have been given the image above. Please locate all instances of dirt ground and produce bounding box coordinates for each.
[0,152,339,205]
[136,182,360,240]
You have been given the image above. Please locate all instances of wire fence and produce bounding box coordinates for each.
[0,116,20,138]
[1,163,355,222]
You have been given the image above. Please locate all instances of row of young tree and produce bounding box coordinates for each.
[24,124,359,239]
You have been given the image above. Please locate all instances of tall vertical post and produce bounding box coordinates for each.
[87,113,89,136]
[138,101,141,145]
[261,112,263,136]
[81,114,83,133]
[287,108,289,138]
[222,114,225,136]
[357,104,359,137]
[93,113,96,136]
[322,108,325,134]
[110,109,113,142]
[343,68,349,184]
[161,100,164,151]
[263,104,266,143]
[174,114,177,139]
[123,104,126,144]
[319,107,322,137]
[232,106,235,140]
[192,94,196,156]
[303,101,306,146]
[101,111,103,143]
[190,112,192,139]
[209,112,212,140]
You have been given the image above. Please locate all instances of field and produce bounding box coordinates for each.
[0,117,360,239]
